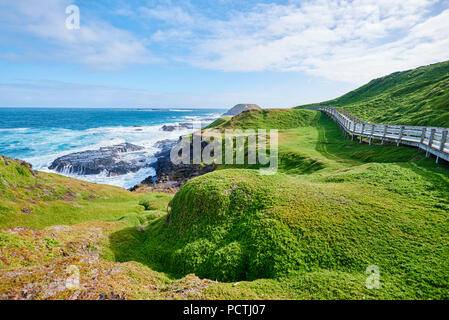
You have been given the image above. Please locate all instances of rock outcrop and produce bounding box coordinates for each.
[222,104,261,116]
[161,123,193,132]
[131,139,216,192]
[49,143,148,177]
[1,155,38,177]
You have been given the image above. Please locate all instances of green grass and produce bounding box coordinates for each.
[2,105,449,299]
[0,156,173,229]
[212,108,321,130]
[108,164,449,298]
[296,60,449,127]
[106,110,449,299]
[204,116,232,129]
[206,109,431,175]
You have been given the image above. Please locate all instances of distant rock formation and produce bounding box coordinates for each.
[49,143,148,177]
[161,123,193,132]
[223,104,261,116]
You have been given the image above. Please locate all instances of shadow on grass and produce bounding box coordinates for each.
[108,224,183,280]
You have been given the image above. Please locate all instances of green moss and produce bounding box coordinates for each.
[0,231,33,249]
[44,237,61,247]
[0,156,173,230]
[213,109,320,130]
[103,165,449,300]
[2,98,449,299]
[139,200,152,211]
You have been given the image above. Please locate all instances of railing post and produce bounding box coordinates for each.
[360,123,365,143]
[429,129,436,148]
[382,125,388,145]
[427,128,436,157]
[397,126,404,147]
[369,124,375,145]
[420,127,426,144]
[315,108,449,161]
[440,130,448,151]
[343,119,348,137]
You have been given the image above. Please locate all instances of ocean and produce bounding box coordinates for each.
[0,107,225,189]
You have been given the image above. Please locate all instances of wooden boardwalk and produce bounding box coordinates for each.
[316,106,449,163]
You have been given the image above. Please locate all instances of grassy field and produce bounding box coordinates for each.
[0,156,173,230]
[1,108,449,299]
[296,60,449,127]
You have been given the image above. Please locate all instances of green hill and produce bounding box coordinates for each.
[296,60,449,127]
[2,106,449,299]
[210,109,321,130]
[114,109,449,300]
[109,109,448,299]
[0,155,171,229]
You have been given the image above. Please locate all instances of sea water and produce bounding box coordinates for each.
[0,107,225,189]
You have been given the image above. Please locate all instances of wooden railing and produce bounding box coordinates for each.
[316,106,449,163]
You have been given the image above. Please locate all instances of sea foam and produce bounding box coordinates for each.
[0,111,221,189]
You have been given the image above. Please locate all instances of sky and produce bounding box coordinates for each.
[0,0,448,109]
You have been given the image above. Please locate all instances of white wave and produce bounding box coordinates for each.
[41,166,156,189]
[2,112,222,189]
[0,127,31,132]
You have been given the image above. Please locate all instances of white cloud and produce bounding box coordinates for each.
[156,0,448,84]
[1,0,448,84]
[140,5,196,26]
[300,7,449,83]
[0,0,158,69]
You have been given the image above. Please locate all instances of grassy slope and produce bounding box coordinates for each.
[217,108,321,130]
[295,60,449,127]
[1,108,449,299]
[0,155,172,230]
[112,109,449,299]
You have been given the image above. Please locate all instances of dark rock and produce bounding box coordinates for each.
[153,139,178,151]
[131,139,216,192]
[17,160,33,170]
[1,156,37,176]
[18,160,38,176]
[161,123,193,132]
[22,208,33,214]
[98,292,125,300]
[49,143,149,177]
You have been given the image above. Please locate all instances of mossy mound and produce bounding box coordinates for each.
[144,169,305,281]
[140,168,449,296]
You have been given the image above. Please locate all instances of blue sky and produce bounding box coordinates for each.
[1,0,448,108]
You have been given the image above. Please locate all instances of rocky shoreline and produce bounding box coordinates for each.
[130,138,216,193]
[49,143,150,177]
[47,105,256,192]
[46,132,216,193]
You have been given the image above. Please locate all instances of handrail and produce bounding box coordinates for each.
[314,106,449,163]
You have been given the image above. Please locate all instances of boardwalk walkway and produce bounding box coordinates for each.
[316,106,449,163]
